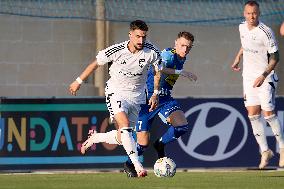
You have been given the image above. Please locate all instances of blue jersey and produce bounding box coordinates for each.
[136,48,187,132]
[146,48,186,101]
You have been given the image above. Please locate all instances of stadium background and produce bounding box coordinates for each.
[0,0,283,97]
[0,0,284,171]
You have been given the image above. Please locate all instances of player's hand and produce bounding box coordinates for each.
[180,70,197,82]
[69,81,81,96]
[148,94,159,112]
[231,57,241,72]
[253,75,265,88]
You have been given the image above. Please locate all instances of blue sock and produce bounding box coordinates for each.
[160,124,189,144]
[127,143,148,164]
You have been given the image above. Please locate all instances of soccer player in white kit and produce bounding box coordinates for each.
[232,0,284,169]
[69,20,161,177]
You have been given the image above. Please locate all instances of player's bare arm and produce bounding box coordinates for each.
[161,67,197,81]
[280,22,284,36]
[253,51,279,88]
[69,61,100,95]
[148,65,160,112]
[231,47,243,71]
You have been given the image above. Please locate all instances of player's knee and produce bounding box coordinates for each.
[248,114,261,122]
[168,112,188,126]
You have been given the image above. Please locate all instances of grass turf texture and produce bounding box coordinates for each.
[0,171,283,189]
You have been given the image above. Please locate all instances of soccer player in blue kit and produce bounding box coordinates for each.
[124,31,197,177]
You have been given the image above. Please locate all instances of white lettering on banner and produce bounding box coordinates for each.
[178,102,248,161]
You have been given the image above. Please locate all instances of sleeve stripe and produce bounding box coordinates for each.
[259,24,272,39]
[144,43,160,56]
[105,44,125,57]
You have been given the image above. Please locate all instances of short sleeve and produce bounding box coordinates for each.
[161,49,173,68]
[96,49,111,66]
[264,28,278,54]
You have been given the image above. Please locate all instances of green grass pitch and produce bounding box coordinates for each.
[0,171,283,189]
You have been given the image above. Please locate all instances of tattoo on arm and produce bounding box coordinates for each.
[263,51,279,78]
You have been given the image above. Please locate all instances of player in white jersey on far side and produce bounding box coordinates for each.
[232,0,284,169]
[69,20,161,177]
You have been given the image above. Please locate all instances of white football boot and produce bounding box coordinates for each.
[259,149,274,169]
[81,129,97,155]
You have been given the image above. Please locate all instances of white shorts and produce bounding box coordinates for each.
[105,89,141,128]
[243,73,278,111]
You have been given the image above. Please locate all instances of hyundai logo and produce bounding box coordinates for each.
[178,102,248,161]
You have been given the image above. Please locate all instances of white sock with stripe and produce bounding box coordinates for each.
[265,114,284,149]
[249,115,269,153]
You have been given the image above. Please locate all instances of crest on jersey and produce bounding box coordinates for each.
[139,59,145,68]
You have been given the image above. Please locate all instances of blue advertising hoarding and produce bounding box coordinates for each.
[157,97,284,168]
[0,97,127,170]
[0,97,283,170]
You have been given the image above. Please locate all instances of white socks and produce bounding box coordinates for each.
[249,115,268,153]
[120,127,143,172]
[265,114,284,149]
[90,130,121,145]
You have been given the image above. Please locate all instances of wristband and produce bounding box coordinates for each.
[175,69,182,75]
[76,77,83,84]
[153,90,159,95]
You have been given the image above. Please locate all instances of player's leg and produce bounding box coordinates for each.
[80,92,122,154]
[260,78,284,167]
[244,80,273,169]
[115,102,147,177]
[81,127,120,155]
[247,105,273,169]
[124,131,150,177]
[154,99,189,158]
[124,104,155,177]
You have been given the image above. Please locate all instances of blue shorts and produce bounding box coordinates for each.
[135,97,181,132]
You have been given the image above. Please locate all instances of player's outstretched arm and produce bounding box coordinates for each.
[180,70,197,81]
[69,60,100,96]
[148,65,160,112]
[280,22,284,36]
[160,67,197,81]
[231,47,243,72]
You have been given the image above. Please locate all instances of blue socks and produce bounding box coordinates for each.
[160,124,189,144]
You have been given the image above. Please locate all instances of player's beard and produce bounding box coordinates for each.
[134,43,143,50]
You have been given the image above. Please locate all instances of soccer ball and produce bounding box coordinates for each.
[154,157,176,177]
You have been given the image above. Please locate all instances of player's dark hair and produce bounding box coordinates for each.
[178,31,194,43]
[130,20,148,31]
[245,0,259,8]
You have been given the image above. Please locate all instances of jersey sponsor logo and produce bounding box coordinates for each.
[243,47,258,54]
[118,70,142,77]
[178,102,248,161]
[165,75,179,86]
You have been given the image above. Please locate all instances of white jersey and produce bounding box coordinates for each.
[96,40,161,104]
[239,21,278,81]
